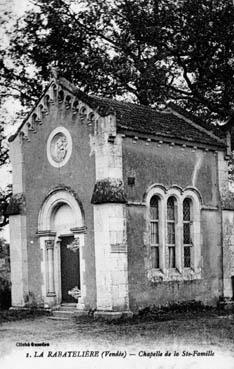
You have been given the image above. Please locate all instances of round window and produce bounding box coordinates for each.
[47,127,72,168]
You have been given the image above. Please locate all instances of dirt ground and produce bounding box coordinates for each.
[0,313,234,369]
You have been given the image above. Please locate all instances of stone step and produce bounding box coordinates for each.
[52,310,76,318]
[59,304,77,311]
[50,303,83,320]
[50,306,90,320]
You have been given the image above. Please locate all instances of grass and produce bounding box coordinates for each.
[0,308,51,323]
[0,304,234,359]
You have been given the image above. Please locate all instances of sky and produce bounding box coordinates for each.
[12,0,29,15]
[0,0,28,15]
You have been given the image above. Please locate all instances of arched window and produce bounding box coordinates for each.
[167,196,176,268]
[150,195,160,268]
[183,198,192,268]
[146,185,201,279]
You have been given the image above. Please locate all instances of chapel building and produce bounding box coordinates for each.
[7,76,234,316]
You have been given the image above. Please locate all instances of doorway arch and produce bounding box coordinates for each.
[37,189,86,307]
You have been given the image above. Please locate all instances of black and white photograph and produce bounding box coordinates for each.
[0,1,234,368]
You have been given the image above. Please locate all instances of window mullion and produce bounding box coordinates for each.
[160,197,166,273]
[176,199,183,273]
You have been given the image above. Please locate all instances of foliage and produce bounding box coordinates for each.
[0,11,14,230]
[0,237,11,309]
[0,0,233,227]
[0,277,11,310]
[1,0,233,124]
[0,184,12,229]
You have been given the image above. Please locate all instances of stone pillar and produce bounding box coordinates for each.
[9,214,29,307]
[8,136,29,307]
[45,239,56,297]
[222,210,234,298]
[217,151,234,298]
[37,231,56,306]
[92,181,130,314]
[92,115,131,316]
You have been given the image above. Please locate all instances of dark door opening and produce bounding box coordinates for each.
[60,236,80,303]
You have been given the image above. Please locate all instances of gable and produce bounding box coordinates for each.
[9,76,226,151]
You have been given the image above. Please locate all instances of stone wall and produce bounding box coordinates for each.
[222,210,234,298]
[122,137,223,310]
[13,96,97,308]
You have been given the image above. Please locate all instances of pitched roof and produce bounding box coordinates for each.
[85,95,225,148]
[10,76,226,149]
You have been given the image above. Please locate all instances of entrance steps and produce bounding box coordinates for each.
[49,303,82,320]
[49,304,133,321]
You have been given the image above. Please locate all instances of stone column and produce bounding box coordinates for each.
[37,231,56,306]
[92,180,130,314]
[45,239,56,296]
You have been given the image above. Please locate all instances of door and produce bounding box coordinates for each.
[60,236,80,303]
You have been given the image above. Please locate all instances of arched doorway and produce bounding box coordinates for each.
[37,189,86,308]
[52,203,80,303]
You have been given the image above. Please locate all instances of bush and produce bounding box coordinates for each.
[0,277,11,310]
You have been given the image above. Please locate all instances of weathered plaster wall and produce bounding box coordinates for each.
[217,151,234,299]
[21,102,96,308]
[222,210,234,298]
[9,136,29,306]
[123,138,223,309]
[124,138,218,205]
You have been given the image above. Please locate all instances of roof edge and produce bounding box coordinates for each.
[117,127,226,151]
[9,76,117,143]
[8,79,55,143]
[168,106,226,145]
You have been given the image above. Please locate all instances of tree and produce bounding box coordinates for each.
[0,113,11,228]
[0,237,11,309]
[0,113,12,229]
[1,0,233,227]
[0,11,14,230]
[1,0,232,124]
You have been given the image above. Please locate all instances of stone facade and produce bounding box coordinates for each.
[8,76,234,313]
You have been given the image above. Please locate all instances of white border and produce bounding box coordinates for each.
[47,126,72,168]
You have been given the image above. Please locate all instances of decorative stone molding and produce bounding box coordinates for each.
[70,226,87,234]
[47,126,72,168]
[91,178,127,204]
[45,239,54,250]
[36,230,56,238]
[6,193,26,216]
[144,184,202,281]
[8,76,118,146]
[43,185,85,219]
